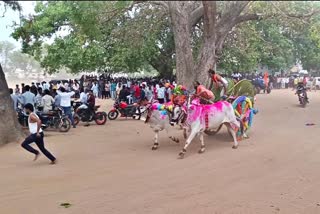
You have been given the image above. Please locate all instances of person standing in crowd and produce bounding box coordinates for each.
[157,82,165,104]
[42,81,50,91]
[145,85,153,102]
[57,87,76,128]
[54,90,61,108]
[134,82,141,103]
[41,89,54,114]
[140,85,146,101]
[99,78,105,99]
[21,83,25,94]
[20,85,36,107]
[35,87,43,111]
[91,81,99,98]
[57,81,62,89]
[105,81,111,99]
[116,83,122,99]
[30,82,38,96]
[110,81,117,100]
[73,80,80,98]
[21,103,56,164]
[164,83,172,103]
[153,82,158,100]
[9,88,18,111]
[15,84,20,95]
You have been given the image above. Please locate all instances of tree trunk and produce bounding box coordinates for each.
[194,1,218,87]
[168,2,195,89]
[0,64,26,145]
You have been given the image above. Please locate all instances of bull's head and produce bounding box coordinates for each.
[170,105,182,126]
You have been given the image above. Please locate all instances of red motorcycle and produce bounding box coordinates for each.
[107,100,146,120]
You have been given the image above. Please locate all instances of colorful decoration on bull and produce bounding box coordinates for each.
[172,85,187,96]
[151,102,174,119]
[232,96,258,136]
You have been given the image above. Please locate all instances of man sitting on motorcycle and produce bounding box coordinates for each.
[85,90,95,126]
[295,81,309,103]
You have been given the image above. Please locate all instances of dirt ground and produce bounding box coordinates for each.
[1,89,320,214]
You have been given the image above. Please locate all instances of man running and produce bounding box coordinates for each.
[208,68,228,99]
[21,103,57,164]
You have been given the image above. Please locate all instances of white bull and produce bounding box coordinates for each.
[144,102,187,150]
[177,99,240,159]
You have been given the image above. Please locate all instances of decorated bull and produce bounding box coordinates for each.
[177,98,240,159]
[144,101,187,150]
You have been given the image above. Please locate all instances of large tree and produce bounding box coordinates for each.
[11,1,175,77]
[163,1,320,87]
[15,1,320,87]
[0,1,26,145]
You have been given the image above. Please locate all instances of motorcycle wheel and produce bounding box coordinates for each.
[95,112,107,125]
[58,117,71,132]
[73,114,80,125]
[108,110,119,120]
[302,98,307,108]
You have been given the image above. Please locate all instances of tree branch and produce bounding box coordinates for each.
[234,13,261,25]
[270,2,320,20]
[146,1,169,11]
[189,5,203,28]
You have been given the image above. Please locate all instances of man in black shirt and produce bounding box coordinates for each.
[119,85,130,103]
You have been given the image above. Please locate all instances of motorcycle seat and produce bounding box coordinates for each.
[94,105,100,110]
[41,111,55,116]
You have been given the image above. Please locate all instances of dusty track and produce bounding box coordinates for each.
[1,89,320,214]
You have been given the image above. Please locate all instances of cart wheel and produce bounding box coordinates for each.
[232,96,254,139]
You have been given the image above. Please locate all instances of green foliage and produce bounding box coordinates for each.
[11,1,175,76]
[10,1,320,77]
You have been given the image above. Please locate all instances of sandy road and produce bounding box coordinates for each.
[1,89,320,214]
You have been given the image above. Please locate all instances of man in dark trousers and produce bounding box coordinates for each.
[84,90,96,127]
[21,103,57,164]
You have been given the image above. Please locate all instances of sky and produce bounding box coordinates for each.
[0,1,36,49]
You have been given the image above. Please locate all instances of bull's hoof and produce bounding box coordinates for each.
[232,145,238,149]
[178,152,185,159]
[169,136,180,143]
[152,146,158,150]
[198,148,205,154]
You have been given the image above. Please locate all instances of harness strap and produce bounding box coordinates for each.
[205,113,209,130]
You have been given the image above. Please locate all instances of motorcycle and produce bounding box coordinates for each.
[297,89,308,107]
[73,103,107,125]
[17,106,71,132]
[107,99,147,120]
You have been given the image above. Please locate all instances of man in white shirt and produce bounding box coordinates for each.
[157,83,165,104]
[9,88,18,111]
[79,89,88,104]
[57,87,76,128]
[41,89,55,113]
[21,103,56,164]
